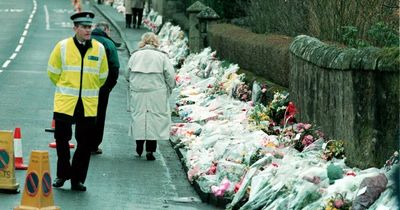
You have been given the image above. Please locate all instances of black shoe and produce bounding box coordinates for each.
[53,178,68,188]
[91,148,103,155]
[136,143,143,157]
[71,182,86,191]
[146,152,156,161]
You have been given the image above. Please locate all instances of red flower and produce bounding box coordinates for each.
[286,102,297,119]
[234,183,241,193]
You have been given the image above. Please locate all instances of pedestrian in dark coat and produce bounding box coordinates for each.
[90,22,120,154]
[131,0,144,28]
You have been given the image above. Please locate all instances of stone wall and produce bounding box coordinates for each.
[289,35,400,169]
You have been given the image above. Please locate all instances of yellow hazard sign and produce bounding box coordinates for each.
[0,130,19,193]
[14,150,60,210]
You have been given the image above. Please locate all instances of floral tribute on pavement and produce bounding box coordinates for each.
[156,21,398,210]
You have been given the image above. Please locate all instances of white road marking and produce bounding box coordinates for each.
[10,53,17,60]
[15,45,22,52]
[2,60,11,68]
[44,5,50,30]
[0,0,37,71]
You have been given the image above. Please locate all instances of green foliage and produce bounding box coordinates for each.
[323,140,345,160]
[339,21,400,48]
[340,26,370,48]
[244,0,399,48]
[367,22,399,48]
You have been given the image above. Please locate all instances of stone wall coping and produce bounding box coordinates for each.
[197,7,220,20]
[186,1,207,13]
[289,35,399,72]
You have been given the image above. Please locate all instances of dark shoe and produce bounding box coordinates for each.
[146,152,156,161]
[71,182,87,191]
[91,148,103,155]
[53,178,68,188]
[126,24,131,28]
[136,143,143,157]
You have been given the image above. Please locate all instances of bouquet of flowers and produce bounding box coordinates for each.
[268,92,289,125]
[322,140,346,160]
[207,81,228,96]
[292,123,324,152]
[324,193,352,210]
[234,83,252,102]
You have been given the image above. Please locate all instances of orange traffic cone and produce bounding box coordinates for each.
[44,119,55,133]
[14,128,28,170]
[49,141,75,149]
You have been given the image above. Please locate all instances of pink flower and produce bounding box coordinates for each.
[207,84,213,88]
[304,123,312,130]
[302,135,314,146]
[211,179,231,197]
[333,199,344,208]
[346,171,356,176]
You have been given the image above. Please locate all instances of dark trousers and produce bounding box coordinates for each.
[131,8,144,27]
[136,140,157,152]
[92,87,111,151]
[125,14,132,27]
[54,117,95,184]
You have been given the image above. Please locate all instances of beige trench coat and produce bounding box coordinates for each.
[127,45,176,140]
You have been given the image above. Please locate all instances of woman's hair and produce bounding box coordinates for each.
[138,32,160,48]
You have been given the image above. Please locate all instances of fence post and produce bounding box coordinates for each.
[187,1,207,53]
[197,7,220,50]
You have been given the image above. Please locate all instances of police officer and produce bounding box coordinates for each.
[47,11,108,191]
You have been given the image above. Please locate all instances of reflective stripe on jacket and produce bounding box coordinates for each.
[47,37,108,117]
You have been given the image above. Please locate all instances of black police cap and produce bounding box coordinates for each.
[70,11,95,26]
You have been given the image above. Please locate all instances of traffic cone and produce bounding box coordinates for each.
[14,150,60,210]
[14,128,28,170]
[44,119,55,133]
[0,130,20,193]
[49,141,75,149]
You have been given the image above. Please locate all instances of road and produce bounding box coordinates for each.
[0,0,220,209]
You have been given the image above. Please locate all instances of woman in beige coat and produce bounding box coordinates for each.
[127,32,176,160]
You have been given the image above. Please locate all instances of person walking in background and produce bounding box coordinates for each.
[90,22,120,155]
[127,32,176,161]
[124,0,132,28]
[131,0,144,29]
[47,11,108,191]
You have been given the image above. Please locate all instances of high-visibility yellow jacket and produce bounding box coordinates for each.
[47,37,109,117]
